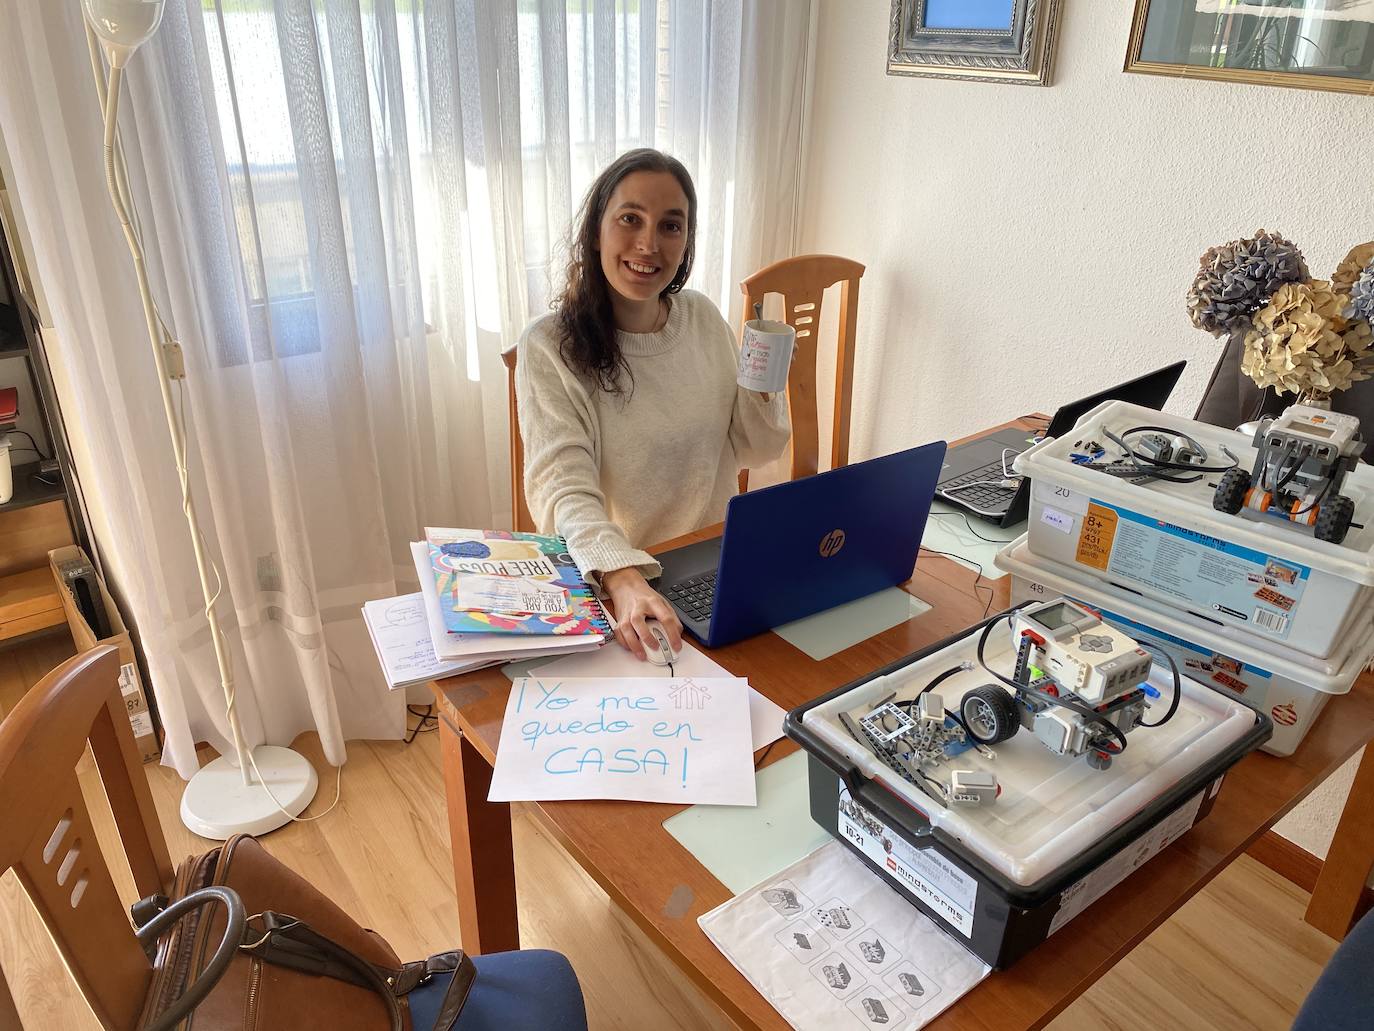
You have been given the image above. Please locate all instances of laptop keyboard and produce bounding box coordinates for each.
[664,571,717,624]
[939,460,1016,511]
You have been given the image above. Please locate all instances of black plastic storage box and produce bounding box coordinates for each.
[784,613,1272,969]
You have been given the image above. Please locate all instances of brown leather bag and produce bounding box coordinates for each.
[133,835,475,1031]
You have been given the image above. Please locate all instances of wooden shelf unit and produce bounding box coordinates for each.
[1,155,89,646]
[0,566,64,642]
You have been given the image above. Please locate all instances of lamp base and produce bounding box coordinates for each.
[180,745,319,839]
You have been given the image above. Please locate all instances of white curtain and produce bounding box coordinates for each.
[0,0,813,779]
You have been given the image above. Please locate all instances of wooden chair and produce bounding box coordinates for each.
[737,254,865,492]
[0,648,590,1030]
[0,645,174,1029]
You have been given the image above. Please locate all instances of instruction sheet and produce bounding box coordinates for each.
[701,841,989,1031]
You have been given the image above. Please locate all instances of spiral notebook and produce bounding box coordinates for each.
[410,529,609,663]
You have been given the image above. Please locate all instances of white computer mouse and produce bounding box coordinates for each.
[643,619,681,667]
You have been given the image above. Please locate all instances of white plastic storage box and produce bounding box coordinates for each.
[785,613,1270,968]
[995,535,1370,756]
[1013,400,1374,660]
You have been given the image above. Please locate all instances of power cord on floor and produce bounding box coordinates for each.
[406,705,438,744]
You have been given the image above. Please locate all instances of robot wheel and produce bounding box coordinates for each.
[1212,467,1251,516]
[960,685,1020,746]
[1315,494,1355,545]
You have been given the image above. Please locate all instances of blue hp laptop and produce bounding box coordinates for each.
[654,441,947,648]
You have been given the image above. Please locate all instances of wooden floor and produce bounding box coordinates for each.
[0,633,1341,1030]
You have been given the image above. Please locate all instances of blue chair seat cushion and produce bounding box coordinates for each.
[1292,909,1374,1031]
[406,949,587,1031]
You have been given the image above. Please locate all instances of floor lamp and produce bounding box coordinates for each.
[82,0,317,838]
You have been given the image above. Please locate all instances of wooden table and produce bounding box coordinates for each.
[430,418,1374,1030]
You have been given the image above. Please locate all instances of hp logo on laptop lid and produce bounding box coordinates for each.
[819,529,846,558]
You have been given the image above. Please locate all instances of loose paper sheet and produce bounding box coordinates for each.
[488,676,757,806]
[701,841,990,1031]
[361,594,495,690]
[532,640,787,752]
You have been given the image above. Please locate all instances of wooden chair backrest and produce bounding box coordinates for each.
[0,646,174,1030]
[503,343,537,533]
[738,254,865,491]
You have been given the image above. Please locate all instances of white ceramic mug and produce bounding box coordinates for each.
[737,319,795,394]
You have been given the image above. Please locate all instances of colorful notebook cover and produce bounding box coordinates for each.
[425,528,611,638]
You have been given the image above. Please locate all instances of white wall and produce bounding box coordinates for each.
[802,0,1374,860]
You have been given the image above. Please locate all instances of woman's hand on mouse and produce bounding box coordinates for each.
[601,567,684,661]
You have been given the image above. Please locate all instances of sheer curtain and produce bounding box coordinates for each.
[0,0,813,779]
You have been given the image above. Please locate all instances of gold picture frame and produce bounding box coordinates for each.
[1126,0,1374,96]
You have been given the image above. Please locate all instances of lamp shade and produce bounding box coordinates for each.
[82,0,165,65]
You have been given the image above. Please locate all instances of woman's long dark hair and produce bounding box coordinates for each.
[555,148,697,395]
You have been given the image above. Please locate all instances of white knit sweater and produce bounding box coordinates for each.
[515,289,791,581]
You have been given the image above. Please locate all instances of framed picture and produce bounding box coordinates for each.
[1126,1,1374,95]
[887,0,1064,85]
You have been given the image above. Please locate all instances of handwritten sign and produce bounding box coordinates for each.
[487,677,757,806]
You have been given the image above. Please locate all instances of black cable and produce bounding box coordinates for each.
[1135,640,1182,729]
[912,765,949,802]
[1274,443,1306,491]
[404,704,437,744]
[1103,425,1240,475]
[919,544,996,618]
[754,738,780,770]
[1291,474,1333,518]
[928,509,1004,544]
[918,664,966,699]
[4,429,49,461]
[974,615,1128,755]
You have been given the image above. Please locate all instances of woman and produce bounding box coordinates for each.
[516,148,791,660]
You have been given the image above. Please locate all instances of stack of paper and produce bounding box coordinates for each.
[362,527,611,692]
[362,594,499,692]
[403,533,604,662]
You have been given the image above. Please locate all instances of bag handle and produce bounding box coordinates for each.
[136,894,475,1031]
[240,915,476,1031]
[137,886,246,1031]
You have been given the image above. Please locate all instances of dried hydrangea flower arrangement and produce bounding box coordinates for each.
[1187,232,1374,404]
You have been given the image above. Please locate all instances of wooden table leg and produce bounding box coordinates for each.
[1306,745,1374,939]
[439,714,520,954]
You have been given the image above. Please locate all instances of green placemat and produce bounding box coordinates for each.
[501,655,554,681]
[771,586,931,661]
[663,750,831,894]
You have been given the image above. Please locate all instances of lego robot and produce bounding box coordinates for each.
[960,599,1159,771]
[848,686,1000,808]
[1213,405,1364,545]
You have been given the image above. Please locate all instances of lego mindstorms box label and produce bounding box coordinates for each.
[1073,499,1309,640]
[837,786,978,938]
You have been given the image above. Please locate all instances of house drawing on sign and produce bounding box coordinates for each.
[670,678,712,710]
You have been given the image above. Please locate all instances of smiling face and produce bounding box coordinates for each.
[596,170,690,312]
